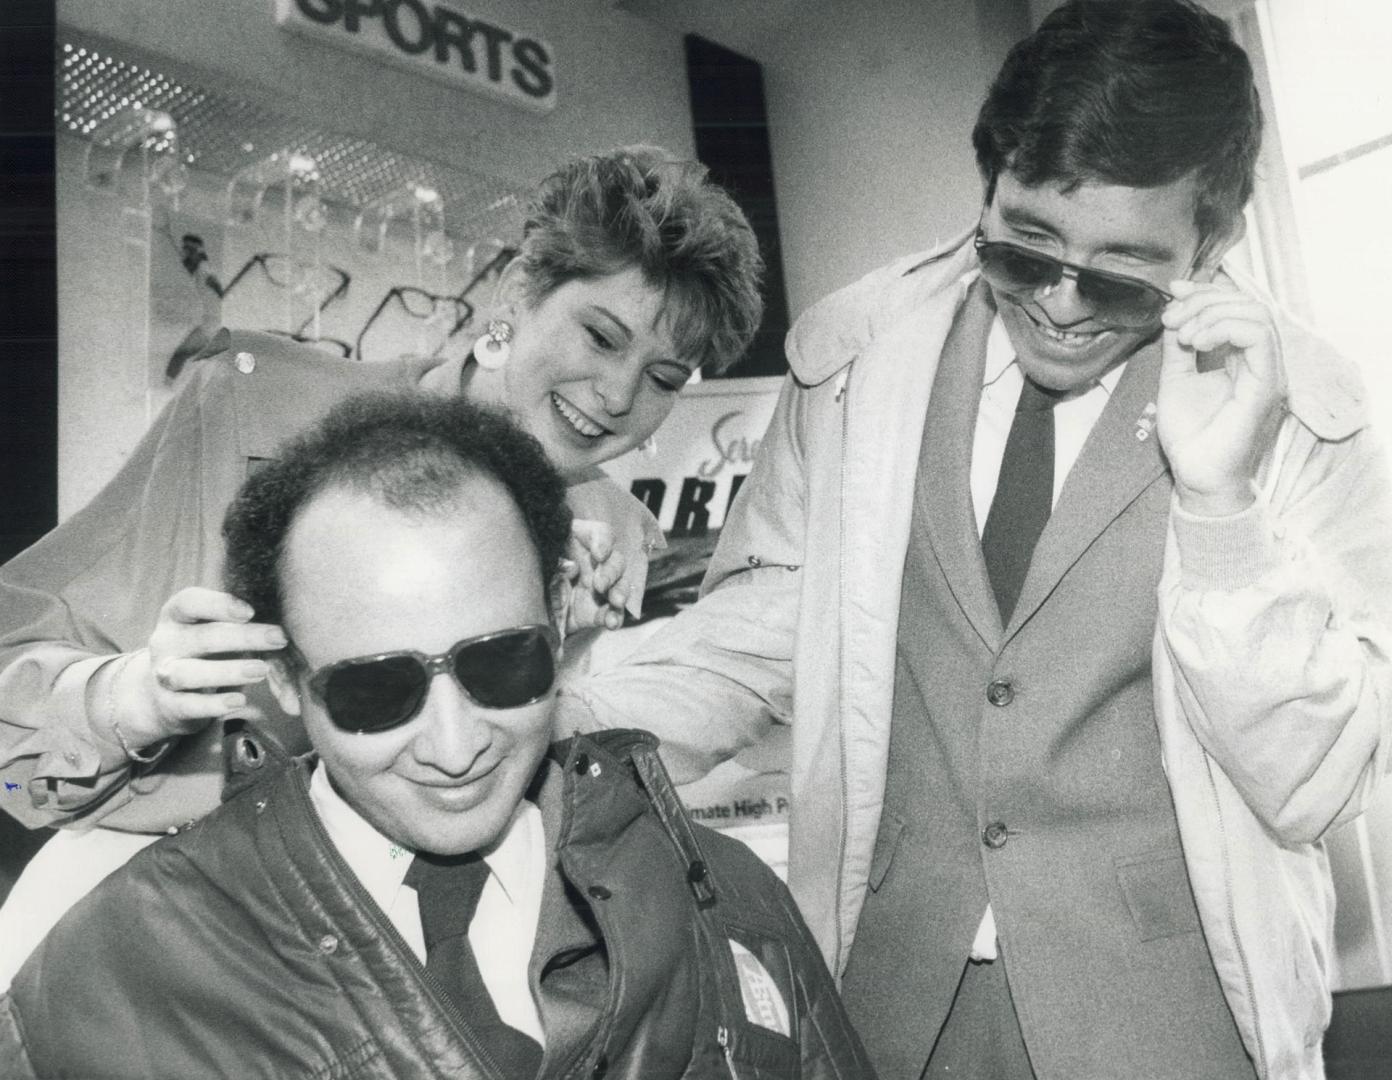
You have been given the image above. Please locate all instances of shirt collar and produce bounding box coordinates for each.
[308,760,543,910]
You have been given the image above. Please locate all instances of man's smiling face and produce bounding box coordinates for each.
[275,481,555,857]
[980,171,1208,394]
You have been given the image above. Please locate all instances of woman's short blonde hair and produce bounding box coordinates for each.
[516,146,765,374]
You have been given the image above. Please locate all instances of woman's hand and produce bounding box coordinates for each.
[562,520,630,633]
[108,587,287,748]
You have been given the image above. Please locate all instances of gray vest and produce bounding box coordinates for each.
[841,283,1253,1079]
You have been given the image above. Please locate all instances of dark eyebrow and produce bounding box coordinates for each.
[999,208,1177,263]
[1101,238,1177,263]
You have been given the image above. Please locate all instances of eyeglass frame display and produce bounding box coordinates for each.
[264,329,355,359]
[221,252,353,337]
[353,285,474,362]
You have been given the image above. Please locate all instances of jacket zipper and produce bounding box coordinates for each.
[717,1025,742,1080]
[832,366,853,975]
[1202,755,1268,1076]
[295,777,513,1080]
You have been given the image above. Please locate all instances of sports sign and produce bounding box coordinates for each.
[276,0,556,112]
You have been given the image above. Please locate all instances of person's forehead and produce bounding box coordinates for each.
[548,264,706,363]
[990,172,1201,259]
[558,267,676,328]
[280,484,543,659]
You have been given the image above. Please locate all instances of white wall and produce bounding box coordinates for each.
[756,0,1031,316]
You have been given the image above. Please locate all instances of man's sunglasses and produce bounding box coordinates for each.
[974,233,1173,330]
[302,625,560,733]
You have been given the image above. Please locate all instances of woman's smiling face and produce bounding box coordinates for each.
[492,265,696,476]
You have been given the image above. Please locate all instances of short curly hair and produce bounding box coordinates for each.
[972,0,1261,247]
[222,392,572,629]
[515,145,765,374]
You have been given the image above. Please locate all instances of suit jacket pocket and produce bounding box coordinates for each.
[1115,848,1201,942]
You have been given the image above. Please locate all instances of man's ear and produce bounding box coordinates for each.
[265,656,303,718]
[1192,213,1248,283]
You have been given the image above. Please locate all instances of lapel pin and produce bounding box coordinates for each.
[1135,402,1157,442]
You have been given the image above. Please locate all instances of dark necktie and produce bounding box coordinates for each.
[404,852,543,1078]
[981,375,1060,626]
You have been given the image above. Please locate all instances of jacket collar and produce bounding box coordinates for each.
[530,730,699,1068]
[784,229,977,387]
[786,233,1367,440]
[912,276,1002,648]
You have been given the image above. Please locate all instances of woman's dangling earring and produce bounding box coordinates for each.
[472,319,513,370]
[639,435,658,458]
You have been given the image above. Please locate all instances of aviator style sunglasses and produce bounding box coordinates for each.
[301,624,560,733]
[974,231,1174,330]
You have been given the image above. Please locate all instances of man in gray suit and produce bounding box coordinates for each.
[559,2,1392,1077]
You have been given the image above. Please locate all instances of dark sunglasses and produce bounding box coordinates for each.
[974,232,1173,330]
[302,624,560,733]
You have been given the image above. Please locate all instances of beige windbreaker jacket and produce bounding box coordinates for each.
[565,233,1392,1079]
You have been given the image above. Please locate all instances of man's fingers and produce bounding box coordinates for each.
[1160,326,1200,377]
[1161,279,1266,327]
[162,587,255,625]
[1182,316,1269,358]
[1170,300,1265,348]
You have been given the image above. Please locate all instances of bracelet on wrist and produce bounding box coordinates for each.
[105,652,164,765]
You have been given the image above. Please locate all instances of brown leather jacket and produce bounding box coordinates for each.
[0,730,875,1080]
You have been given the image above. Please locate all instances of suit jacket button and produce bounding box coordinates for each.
[982,822,1009,849]
[986,679,1014,707]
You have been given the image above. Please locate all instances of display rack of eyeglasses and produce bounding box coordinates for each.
[60,34,530,367]
[58,37,527,244]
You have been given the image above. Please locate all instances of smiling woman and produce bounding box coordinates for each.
[460,146,765,476]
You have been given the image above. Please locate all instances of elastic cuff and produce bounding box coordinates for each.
[47,653,117,747]
[1172,494,1282,591]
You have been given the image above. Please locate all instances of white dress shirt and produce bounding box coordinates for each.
[967,315,1127,961]
[308,762,547,1043]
